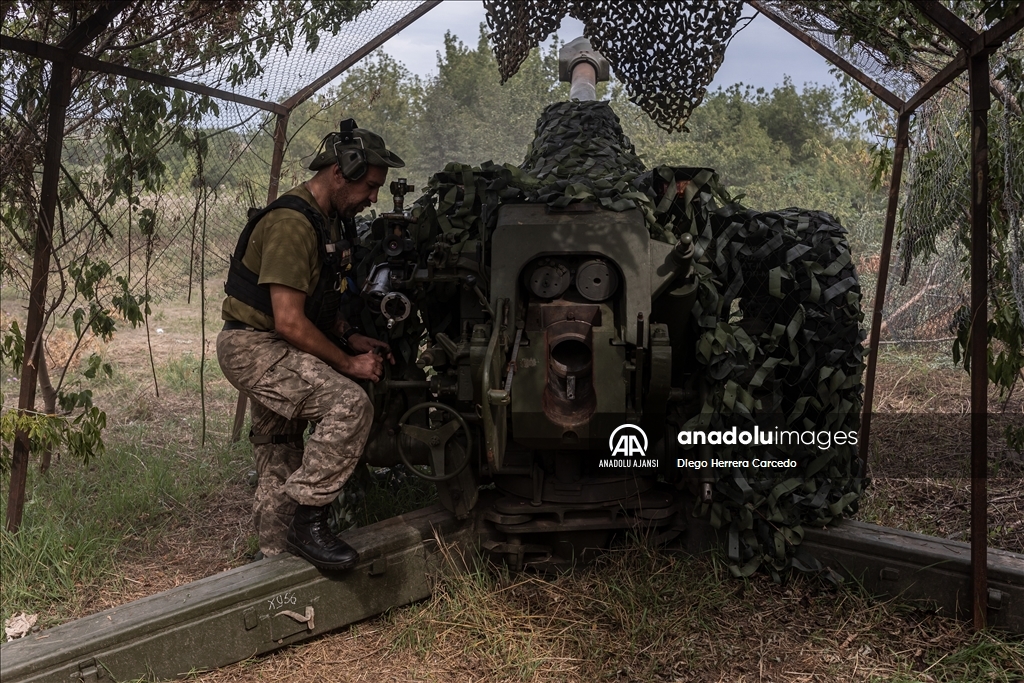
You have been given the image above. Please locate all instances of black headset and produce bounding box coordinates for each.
[334,118,367,181]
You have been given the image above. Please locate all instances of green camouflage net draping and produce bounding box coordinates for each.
[483,0,744,132]
[364,100,865,580]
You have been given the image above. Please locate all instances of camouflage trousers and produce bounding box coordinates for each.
[217,329,373,556]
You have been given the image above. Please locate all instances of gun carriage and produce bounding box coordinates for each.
[356,39,865,574]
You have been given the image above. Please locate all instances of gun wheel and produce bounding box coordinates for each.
[397,402,473,482]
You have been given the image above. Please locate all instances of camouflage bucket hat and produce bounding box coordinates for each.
[308,127,405,171]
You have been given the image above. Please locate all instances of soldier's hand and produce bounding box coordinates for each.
[347,333,395,364]
[340,350,385,383]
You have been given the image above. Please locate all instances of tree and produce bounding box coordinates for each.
[612,80,885,256]
[411,28,569,180]
[764,0,1023,395]
[0,0,376,529]
[280,52,422,193]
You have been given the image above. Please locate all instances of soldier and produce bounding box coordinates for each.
[217,121,403,570]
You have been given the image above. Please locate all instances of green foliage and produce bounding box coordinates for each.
[1,320,25,374]
[112,275,150,327]
[0,407,107,474]
[68,258,111,301]
[612,80,885,255]
[0,418,251,627]
[411,31,569,179]
[273,29,573,199]
[82,353,113,381]
[221,1,377,86]
[789,1,944,70]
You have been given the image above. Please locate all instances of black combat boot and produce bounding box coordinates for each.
[286,504,359,571]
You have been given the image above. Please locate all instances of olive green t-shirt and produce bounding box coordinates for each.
[221,184,341,330]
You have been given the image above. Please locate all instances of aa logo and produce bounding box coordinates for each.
[608,424,648,458]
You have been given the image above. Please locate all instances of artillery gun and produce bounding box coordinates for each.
[357,38,867,575]
[8,40,1024,683]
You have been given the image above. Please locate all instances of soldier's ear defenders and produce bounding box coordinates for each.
[334,118,367,181]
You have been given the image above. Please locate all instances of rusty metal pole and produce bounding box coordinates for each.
[6,57,74,532]
[231,111,290,443]
[859,113,910,474]
[266,112,290,205]
[968,49,990,631]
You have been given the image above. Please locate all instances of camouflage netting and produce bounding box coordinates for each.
[483,0,744,132]
[378,100,865,579]
[521,101,645,188]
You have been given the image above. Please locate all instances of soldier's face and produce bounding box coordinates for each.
[334,165,387,219]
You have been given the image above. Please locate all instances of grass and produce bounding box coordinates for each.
[157,351,226,395]
[0,414,252,629]
[2,298,1021,680]
[192,540,1024,682]
[858,345,1024,553]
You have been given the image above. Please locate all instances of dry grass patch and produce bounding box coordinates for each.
[82,478,254,615]
[192,543,1024,683]
[861,346,1024,553]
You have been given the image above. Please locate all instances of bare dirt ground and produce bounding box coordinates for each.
[80,483,252,615]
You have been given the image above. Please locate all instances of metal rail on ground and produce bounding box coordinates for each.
[2,509,1021,682]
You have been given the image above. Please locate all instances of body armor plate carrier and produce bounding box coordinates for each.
[224,195,353,334]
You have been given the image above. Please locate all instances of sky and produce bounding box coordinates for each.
[379,1,840,93]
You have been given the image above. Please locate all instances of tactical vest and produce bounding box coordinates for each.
[224,195,353,333]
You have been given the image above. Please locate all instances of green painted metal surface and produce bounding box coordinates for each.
[801,519,1024,633]
[2,510,1021,683]
[0,505,471,683]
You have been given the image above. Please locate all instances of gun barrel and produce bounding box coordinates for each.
[558,36,610,102]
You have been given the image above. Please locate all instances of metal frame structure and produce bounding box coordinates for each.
[750,1,1024,629]
[0,0,444,531]
[3,0,1022,631]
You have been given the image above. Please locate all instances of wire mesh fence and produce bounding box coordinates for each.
[1,2,431,323]
[178,1,424,103]
[760,0,959,99]
[862,72,1023,348]
[1,2,1019,435]
[756,2,1023,352]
